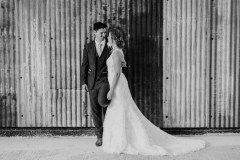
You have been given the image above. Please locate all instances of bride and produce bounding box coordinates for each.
[103,27,205,155]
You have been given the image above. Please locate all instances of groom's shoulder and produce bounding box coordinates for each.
[85,41,94,48]
[83,41,94,52]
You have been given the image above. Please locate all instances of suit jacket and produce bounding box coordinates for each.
[81,40,111,90]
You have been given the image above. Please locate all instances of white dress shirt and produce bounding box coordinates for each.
[95,39,106,57]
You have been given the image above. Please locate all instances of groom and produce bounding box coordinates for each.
[81,22,111,147]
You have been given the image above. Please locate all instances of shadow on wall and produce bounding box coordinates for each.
[121,4,163,127]
[0,0,17,127]
[0,93,17,127]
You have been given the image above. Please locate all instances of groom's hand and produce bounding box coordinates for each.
[107,91,113,100]
[121,60,127,67]
[82,84,89,92]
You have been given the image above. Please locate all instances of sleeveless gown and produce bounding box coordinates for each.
[103,49,205,155]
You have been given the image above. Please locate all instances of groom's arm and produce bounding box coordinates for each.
[81,45,89,88]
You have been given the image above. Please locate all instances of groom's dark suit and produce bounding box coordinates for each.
[81,40,111,138]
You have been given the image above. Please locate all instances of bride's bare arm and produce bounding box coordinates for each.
[107,51,123,100]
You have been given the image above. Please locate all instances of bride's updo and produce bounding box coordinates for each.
[108,26,125,49]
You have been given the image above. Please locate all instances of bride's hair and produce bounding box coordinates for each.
[108,26,125,49]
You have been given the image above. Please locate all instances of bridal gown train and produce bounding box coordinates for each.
[103,49,205,155]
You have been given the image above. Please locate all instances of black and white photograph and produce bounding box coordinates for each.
[0,0,240,159]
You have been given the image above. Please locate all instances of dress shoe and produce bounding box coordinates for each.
[95,138,102,147]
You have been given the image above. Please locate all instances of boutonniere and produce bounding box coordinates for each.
[107,43,113,52]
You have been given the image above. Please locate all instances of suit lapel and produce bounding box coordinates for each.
[102,43,111,58]
[90,41,97,65]
[101,43,107,58]
[105,38,111,58]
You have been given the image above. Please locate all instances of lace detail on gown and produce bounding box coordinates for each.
[103,49,205,155]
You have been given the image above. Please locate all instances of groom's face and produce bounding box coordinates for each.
[94,28,106,42]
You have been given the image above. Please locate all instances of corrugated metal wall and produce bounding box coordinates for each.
[163,0,240,128]
[0,0,163,127]
[1,0,239,128]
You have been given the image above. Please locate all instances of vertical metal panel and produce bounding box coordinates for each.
[126,0,163,127]
[209,0,240,128]
[163,0,240,128]
[0,0,17,127]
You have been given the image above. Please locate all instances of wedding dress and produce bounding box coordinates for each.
[103,49,205,155]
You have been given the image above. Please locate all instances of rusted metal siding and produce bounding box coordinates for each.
[0,0,17,127]
[14,0,51,127]
[209,0,240,128]
[163,0,240,128]
[48,0,83,127]
[1,0,239,129]
[0,0,86,127]
[0,0,163,127]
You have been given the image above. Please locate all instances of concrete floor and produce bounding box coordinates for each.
[0,133,240,160]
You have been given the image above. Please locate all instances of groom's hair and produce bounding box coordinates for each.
[94,22,107,31]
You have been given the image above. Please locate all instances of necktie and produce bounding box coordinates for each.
[97,43,102,56]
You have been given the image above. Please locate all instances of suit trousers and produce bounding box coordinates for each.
[89,79,110,138]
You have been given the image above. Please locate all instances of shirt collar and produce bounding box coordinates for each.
[95,39,106,46]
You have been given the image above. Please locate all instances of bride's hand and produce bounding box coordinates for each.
[107,91,113,100]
